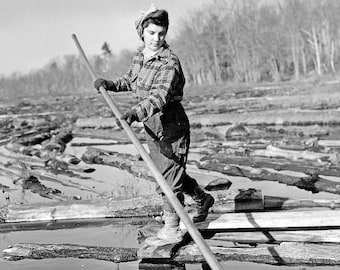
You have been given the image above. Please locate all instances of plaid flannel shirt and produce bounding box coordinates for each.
[113,43,185,122]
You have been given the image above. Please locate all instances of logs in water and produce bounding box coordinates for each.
[4,241,340,266]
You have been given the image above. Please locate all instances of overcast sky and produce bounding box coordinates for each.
[0,0,209,76]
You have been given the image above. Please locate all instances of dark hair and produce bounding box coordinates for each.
[142,10,169,31]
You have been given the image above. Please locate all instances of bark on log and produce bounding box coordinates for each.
[0,164,68,201]
[139,223,340,244]
[197,160,340,194]
[139,242,340,266]
[3,242,340,266]
[202,154,340,177]
[0,163,101,198]
[3,243,137,262]
[1,196,163,224]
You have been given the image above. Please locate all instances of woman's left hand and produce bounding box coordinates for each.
[121,109,138,125]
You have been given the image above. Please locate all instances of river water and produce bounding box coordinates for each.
[1,137,340,270]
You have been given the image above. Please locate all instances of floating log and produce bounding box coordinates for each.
[73,127,145,143]
[139,224,340,244]
[263,196,340,210]
[252,145,334,162]
[1,196,163,224]
[0,152,95,174]
[318,140,340,147]
[81,147,234,189]
[5,142,81,164]
[188,109,340,127]
[139,241,340,266]
[81,147,154,181]
[3,243,137,262]
[3,242,340,266]
[0,164,67,201]
[181,209,340,232]
[70,141,129,147]
[197,160,340,194]
[201,154,340,177]
[0,163,101,197]
[75,117,120,129]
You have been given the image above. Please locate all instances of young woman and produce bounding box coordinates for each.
[94,5,214,243]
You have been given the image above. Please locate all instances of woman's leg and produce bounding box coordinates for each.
[145,133,185,242]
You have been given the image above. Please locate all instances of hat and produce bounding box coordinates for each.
[135,3,158,39]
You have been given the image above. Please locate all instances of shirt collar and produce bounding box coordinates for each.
[137,42,170,61]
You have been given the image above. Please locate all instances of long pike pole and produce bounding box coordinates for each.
[71,34,223,270]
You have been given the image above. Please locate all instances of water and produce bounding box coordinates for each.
[1,137,340,269]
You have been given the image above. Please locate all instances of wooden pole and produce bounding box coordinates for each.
[71,34,223,270]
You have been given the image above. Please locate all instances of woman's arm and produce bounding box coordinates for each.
[134,59,184,122]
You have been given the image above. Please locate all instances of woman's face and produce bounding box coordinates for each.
[143,23,167,52]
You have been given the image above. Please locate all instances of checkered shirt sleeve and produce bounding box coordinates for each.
[134,59,183,121]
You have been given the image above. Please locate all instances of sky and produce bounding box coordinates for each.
[0,0,210,76]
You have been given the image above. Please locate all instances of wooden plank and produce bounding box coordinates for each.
[181,209,340,232]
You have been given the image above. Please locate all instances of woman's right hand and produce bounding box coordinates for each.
[94,78,116,92]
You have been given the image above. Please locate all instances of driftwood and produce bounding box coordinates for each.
[197,160,340,194]
[1,187,339,233]
[5,142,81,164]
[139,223,340,244]
[3,242,340,266]
[188,109,340,127]
[0,163,68,201]
[138,241,340,266]
[0,152,95,175]
[0,163,101,199]
[252,145,336,162]
[212,189,340,212]
[70,141,130,147]
[1,196,162,224]
[81,147,234,190]
[2,243,137,262]
[202,153,340,177]
[182,209,340,232]
[73,127,145,143]
[81,147,153,181]
[318,140,340,147]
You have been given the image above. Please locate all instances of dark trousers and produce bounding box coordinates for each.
[145,119,199,213]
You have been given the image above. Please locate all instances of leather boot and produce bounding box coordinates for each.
[156,211,183,243]
[192,187,215,223]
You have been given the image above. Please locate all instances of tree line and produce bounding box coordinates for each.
[172,0,340,84]
[1,0,339,100]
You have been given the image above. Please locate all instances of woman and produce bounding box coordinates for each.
[94,5,214,243]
